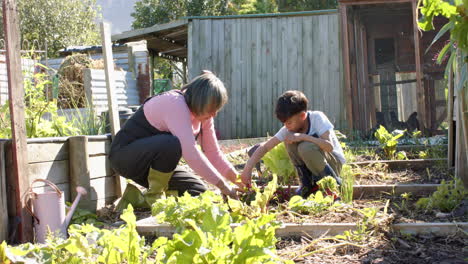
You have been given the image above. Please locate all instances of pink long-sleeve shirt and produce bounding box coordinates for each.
[143,90,235,187]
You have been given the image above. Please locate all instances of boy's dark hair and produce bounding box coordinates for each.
[275,90,308,122]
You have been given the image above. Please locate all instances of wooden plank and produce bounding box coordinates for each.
[266,18,273,136]
[101,22,124,198]
[136,217,468,238]
[89,155,113,179]
[224,20,233,139]
[240,19,247,138]
[187,22,193,80]
[87,139,111,156]
[412,0,426,132]
[213,20,225,138]
[303,16,313,113]
[69,136,94,211]
[447,67,455,167]
[252,19,260,137]
[340,5,353,130]
[271,17,280,133]
[393,222,468,237]
[28,160,69,186]
[27,142,68,163]
[244,19,252,138]
[280,17,288,127]
[3,0,32,242]
[0,141,9,242]
[100,22,121,137]
[350,158,447,170]
[88,176,118,201]
[232,19,241,138]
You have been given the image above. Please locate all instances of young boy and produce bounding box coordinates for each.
[241,90,346,198]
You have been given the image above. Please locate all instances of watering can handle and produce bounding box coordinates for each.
[24,179,63,224]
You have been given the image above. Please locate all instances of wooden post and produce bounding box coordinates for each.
[340,4,353,131]
[412,0,426,133]
[447,67,455,167]
[69,136,95,211]
[0,141,9,242]
[2,0,32,242]
[100,22,125,197]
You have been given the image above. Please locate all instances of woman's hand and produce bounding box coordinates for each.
[218,182,239,199]
[240,169,252,188]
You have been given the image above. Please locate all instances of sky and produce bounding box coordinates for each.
[96,0,138,34]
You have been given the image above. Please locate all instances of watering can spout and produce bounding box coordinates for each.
[63,186,87,228]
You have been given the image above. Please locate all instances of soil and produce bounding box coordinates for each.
[276,233,467,264]
[272,197,468,224]
[352,165,454,185]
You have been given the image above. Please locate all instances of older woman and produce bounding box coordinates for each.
[109,71,241,207]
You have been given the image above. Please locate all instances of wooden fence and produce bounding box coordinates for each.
[0,135,118,242]
[188,11,344,139]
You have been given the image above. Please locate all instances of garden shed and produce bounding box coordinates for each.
[113,10,345,139]
[339,0,450,134]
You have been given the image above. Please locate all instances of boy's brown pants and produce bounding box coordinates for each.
[285,141,342,180]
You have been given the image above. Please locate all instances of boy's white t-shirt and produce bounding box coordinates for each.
[274,111,346,164]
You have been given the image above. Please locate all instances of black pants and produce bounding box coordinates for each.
[109,107,207,196]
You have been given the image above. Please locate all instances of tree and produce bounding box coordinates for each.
[227,0,278,14]
[277,0,338,12]
[131,0,230,29]
[0,0,101,57]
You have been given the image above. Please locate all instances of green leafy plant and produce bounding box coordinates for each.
[0,63,79,139]
[287,192,336,215]
[0,205,150,264]
[395,151,408,160]
[317,176,339,194]
[416,178,468,212]
[229,174,278,219]
[374,125,406,159]
[152,191,230,231]
[340,164,354,204]
[261,142,295,185]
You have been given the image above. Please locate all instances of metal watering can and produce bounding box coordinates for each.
[26,179,87,243]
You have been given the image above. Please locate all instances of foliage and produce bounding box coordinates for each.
[0,206,149,264]
[340,164,354,204]
[278,0,338,12]
[0,64,79,139]
[335,200,391,245]
[0,0,101,57]
[395,150,408,160]
[152,213,289,264]
[261,142,295,185]
[228,0,278,14]
[1,203,292,263]
[416,177,468,212]
[287,192,337,215]
[131,0,230,28]
[317,176,339,194]
[151,182,292,264]
[67,202,104,227]
[229,174,278,219]
[152,191,229,231]
[374,125,406,159]
[418,0,468,91]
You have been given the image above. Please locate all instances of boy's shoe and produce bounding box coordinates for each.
[318,164,342,185]
[296,183,319,198]
[294,165,315,198]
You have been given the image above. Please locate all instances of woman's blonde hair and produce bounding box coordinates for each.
[182,70,228,116]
